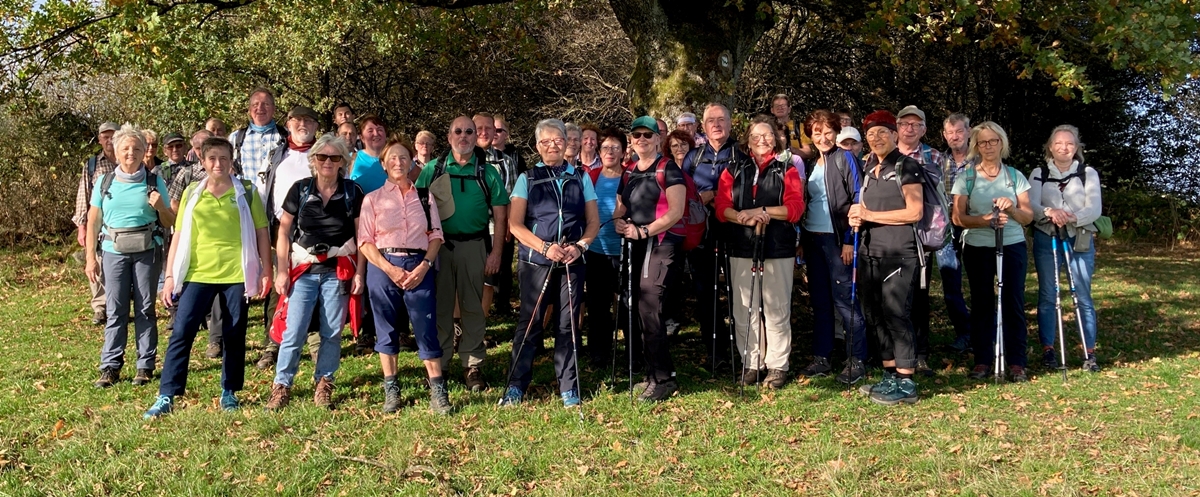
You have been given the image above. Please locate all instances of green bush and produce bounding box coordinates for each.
[1103,182,1200,245]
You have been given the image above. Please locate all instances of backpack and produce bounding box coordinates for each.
[292,177,365,236]
[624,156,706,251]
[963,164,1020,197]
[893,148,950,253]
[231,124,288,175]
[433,147,494,222]
[1034,163,1112,240]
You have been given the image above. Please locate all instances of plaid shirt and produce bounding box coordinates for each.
[941,151,976,198]
[72,154,118,226]
[230,124,283,191]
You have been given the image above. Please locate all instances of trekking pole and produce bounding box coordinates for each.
[991,205,1005,384]
[1059,227,1089,364]
[611,240,625,387]
[499,258,556,406]
[848,228,860,388]
[563,249,585,423]
[753,222,766,387]
[711,241,720,376]
[626,237,635,404]
[1051,228,1069,382]
[719,242,741,397]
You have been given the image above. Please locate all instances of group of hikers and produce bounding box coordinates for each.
[74,87,1104,419]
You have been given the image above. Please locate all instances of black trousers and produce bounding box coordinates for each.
[510,262,585,393]
[859,254,919,369]
[911,256,933,359]
[583,252,623,365]
[630,240,678,382]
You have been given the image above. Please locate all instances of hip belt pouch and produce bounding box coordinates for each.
[109,224,156,254]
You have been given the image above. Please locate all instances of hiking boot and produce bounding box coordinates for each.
[354,333,374,356]
[220,390,240,411]
[858,371,895,396]
[92,310,106,325]
[397,334,416,353]
[737,368,765,386]
[499,386,524,407]
[264,383,291,411]
[314,377,334,409]
[968,364,991,380]
[142,395,173,419]
[870,377,919,406]
[255,350,276,369]
[763,369,788,389]
[916,357,935,377]
[427,377,452,414]
[205,343,222,359]
[132,369,152,386]
[1042,348,1059,369]
[950,335,971,353]
[632,377,650,394]
[836,358,867,385]
[1083,354,1100,373]
[798,356,832,377]
[638,378,677,402]
[382,381,402,413]
[464,366,485,393]
[561,389,581,408]
[94,367,120,388]
[1009,365,1029,383]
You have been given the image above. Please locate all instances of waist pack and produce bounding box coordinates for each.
[108,224,157,254]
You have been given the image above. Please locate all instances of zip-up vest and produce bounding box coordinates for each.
[728,156,796,259]
[520,165,587,266]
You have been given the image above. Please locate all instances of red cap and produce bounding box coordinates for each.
[862,110,897,133]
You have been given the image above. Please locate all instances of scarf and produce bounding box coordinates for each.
[171,175,262,297]
[268,239,361,343]
[248,120,275,134]
[288,136,313,153]
[114,165,146,183]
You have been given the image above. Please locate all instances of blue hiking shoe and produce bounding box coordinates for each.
[143,395,173,419]
[858,371,895,396]
[499,386,523,407]
[220,390,240,411]
[561,389,581,408]
[870,377,920,406]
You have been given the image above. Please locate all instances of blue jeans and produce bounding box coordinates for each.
[367,254,439,359]
[964,242,1029,368]
[804,233,866,361]
[274,272,348,387]
[1032,229,1098,350]
[159,282,247,397]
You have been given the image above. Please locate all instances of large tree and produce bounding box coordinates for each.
[2,0,1197,118]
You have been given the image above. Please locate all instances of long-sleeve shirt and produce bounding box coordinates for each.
[73,154,118,226]
[714,154,805,224]
[1028,160,1102,238]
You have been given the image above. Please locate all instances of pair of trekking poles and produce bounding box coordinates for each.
[500,239,585,422]
[988,205,1089,384]
[704,225,768,398]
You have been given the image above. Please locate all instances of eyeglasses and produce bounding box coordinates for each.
[538,138,565,147]
[865,130,892,139]
[898,122,925,130]
[977,138,1002,148]
[453,128,475,136]
[312,154,344,163]
[749,134,775,143]
[600,145,623,152]
[630,131,655,139]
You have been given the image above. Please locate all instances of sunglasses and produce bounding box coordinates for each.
[630,131,655,139]
[453,128,476,136]
[313,154,344,163]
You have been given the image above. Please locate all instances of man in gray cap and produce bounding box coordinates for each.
[895,105,944,377]
[74,122,120,325]
[255,105,323,369]
[160,132,191,186]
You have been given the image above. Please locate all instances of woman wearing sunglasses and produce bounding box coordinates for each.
[264,134,366,411]
[612,116,685,402]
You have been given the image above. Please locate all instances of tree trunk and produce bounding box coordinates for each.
[608,0,772,118]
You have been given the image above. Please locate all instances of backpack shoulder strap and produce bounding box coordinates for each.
[654,156,668,191]
[920,144,933,165]
[416,187,434,232]
[964,165,977,196]
[86,156,99,181]
[341,178,356,212]
[474,150,494,218]
[1005,166,1019,195]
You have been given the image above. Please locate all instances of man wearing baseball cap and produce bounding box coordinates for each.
[159,132,190,185]
[836,126,863,159]
[73,121,120,325]
[895,105,944,377]
[676,112,706,147]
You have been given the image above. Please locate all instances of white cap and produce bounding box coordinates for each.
[677,112,697,125]
[836,126,861,144]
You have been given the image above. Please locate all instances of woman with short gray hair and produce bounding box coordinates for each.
[87,123,175,389]
[264,135,365,411]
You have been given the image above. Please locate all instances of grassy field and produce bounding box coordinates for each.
[0,241,1198,496]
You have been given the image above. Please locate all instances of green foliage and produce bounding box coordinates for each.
[1103,184,1200,246]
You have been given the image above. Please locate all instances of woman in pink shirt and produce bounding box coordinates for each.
[357,136,447,414]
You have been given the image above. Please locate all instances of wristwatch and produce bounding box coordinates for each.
[575,240,589,252]
[422,259,435,269]
[542,240,553,255]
